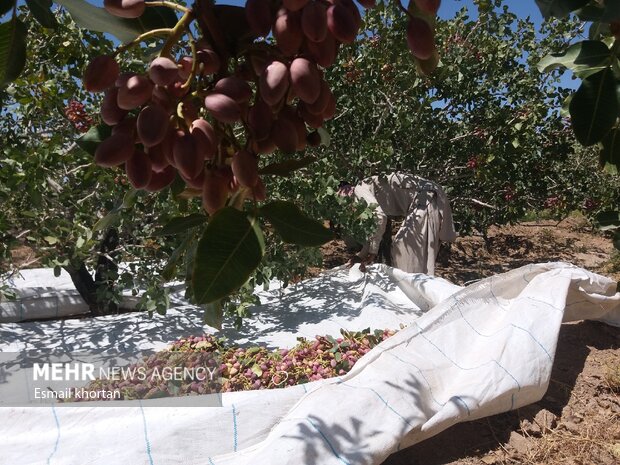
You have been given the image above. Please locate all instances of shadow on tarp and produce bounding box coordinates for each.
[219,267,421,347]
[278,373,433,465]
[381,321,620,465]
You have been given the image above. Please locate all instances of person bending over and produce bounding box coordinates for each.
[339,172,456,275]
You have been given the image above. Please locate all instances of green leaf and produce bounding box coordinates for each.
[192,208,265,304]
[138,6,179,33]
[76,124,112,156]
[154,214,207,236]
[170,173,186,197]
[93,212,121,232]
[259,201,333,247]
[0,18,27,87]
[538,40,611,75]
[317,127,331,147]
[210,5,257,56]
[535,0,589,19]
[259,156,316,176]
[25,0,58,29]
[251,363,263,377]
[600,127,620,168]
[56,0,177,43]
[161,234,191,281]
[43,235,58,245]
[594,211,620,231]
[203,301,224,329]
[578,3,620,22]
[0,0,15,16]
[569,67,618,146]
[53,265,61,277]
[121,188,139,209]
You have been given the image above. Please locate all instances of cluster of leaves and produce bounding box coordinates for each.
[1,1,379,323]
[4,0,620,329]
[0,9,116,271]
[267,1,620,237]
[67,328,398,400]
[535,0,620,243]
[0,7,199,313]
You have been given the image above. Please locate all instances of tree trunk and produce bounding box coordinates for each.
[65,228,120,317]
[64,262,101,316]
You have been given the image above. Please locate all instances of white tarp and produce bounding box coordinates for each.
[0,268,91,322]
[0,268,187,323]
[0,262,619,465]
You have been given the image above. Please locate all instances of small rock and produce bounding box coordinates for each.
[533,408,557,433]
[507,431,533,455]
[520,418,540,436]
[564,412,584,424]
[480,454,498,464]
[560,420,581,435]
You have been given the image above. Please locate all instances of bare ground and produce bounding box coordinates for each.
[316,216,620,465]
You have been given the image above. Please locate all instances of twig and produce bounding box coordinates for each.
[77,190,97,205]
[65,162,92,176]
[15,229,31,239]
[452,197,499,210]
[116,28,174,55]
[161,10,195,58]
[485,418,513,456]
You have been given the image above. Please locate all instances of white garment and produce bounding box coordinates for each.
[353,173,456,274]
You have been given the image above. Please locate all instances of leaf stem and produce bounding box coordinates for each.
[181,34,198,90]
[115,28,173,55]
[161,9,195,58]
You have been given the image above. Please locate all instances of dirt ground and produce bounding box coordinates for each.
[318,216,620,465]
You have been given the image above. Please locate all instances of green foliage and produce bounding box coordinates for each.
[260,201,334,246]
[154,214,207,237]
[0,9,191,314]
[75,124,112,156]
[259,156,317,176]
[536,0,620,242]
[0,17,27,86]
[192,207,265,305]
[538,40,611,76]
[3,0,620,329]
[264,1,619,238]
[56,0,178,42]
[535,0,590,19]
[569,68,617,146]
[25,0,58,29]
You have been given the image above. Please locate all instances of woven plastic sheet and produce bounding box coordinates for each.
[0,268,186,323]
[0,262,618,465]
